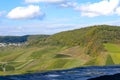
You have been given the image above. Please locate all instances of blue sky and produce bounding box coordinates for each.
[0,0,120,35]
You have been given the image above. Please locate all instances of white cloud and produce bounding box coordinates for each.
[76,0,119,17]
[116,7,120,15]
[7,5,45,20]
[25,0,66,3]
[60,2,77,8]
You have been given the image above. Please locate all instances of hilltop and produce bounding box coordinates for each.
[35,25,120,55]
[0,25,120,75]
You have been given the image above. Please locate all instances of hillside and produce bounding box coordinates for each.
[38,25,120,55]
[0,25,120,75]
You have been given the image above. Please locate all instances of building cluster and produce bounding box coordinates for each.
[0,43,25,47]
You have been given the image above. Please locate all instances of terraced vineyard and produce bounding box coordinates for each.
[0,46,88,75]
[0,25,120,75]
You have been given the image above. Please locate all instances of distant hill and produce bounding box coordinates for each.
[0,25,120,75]
[0,36,28,43]
[0,35,49,43]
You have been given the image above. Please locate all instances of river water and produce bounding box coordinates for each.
[1,65,120,80]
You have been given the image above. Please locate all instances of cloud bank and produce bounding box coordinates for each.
[60,2,77,8]
[7,5,45,20]
[76,0,120,17]
[25,0,66,3]
[116,6,120,15]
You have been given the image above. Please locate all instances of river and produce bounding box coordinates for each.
[1,65,120,80]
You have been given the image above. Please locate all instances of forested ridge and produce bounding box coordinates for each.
[37,25,120,54]
[0,35,49,43]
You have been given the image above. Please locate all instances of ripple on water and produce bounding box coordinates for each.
[46,74,60,77]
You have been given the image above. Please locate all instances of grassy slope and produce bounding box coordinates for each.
[0,25,120,75]
[104,43,120,64]
[0,46,91,75]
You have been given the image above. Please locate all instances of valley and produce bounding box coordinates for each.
[0,25,120,75]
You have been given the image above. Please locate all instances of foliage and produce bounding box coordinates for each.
[27,35,49,46]
[54,54,70,58]
[106,55,114,65]
[0,65,15,71]
[38,25,120,55]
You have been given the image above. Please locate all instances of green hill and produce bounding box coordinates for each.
[0,35,49,43]
[38,25,120,55]
[0,35,29,43]
[0,25,120,75]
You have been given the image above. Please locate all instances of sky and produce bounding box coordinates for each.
[0,0,120,36]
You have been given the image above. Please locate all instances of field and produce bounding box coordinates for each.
[0,46,89,75]
[104,43,120,64]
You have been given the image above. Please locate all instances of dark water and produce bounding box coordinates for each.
[1,65,120,80]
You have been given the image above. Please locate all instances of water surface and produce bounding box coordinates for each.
[1,65,120,80]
